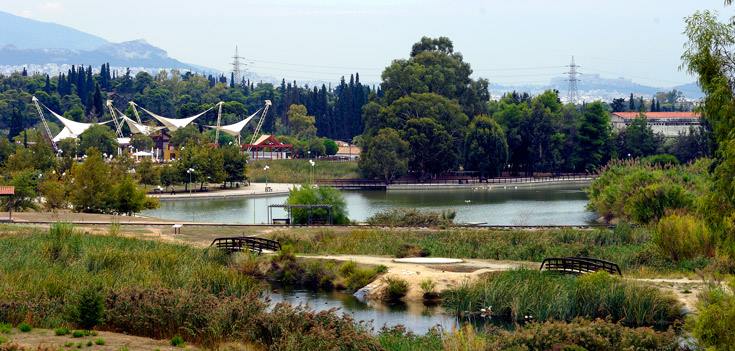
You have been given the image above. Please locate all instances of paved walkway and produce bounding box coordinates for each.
[152,183,296,200]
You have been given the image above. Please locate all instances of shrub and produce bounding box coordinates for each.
[0,324,10,334]
[74,287,104,330]
[654,213,714,262]
[54,327,69,336]
[72,330,84,338]
[286,185,349,224]
[626,182,694,224]
[688,279,735,350]
[642,154,680,167]
[383,277,409,302]
[395,244,430,258]
[17,323,30,333]
[85,340,92,347]
[253,304,379,351]
[170,335,185,347]
[366,208,455,227]
[94,339,105,345]
[489,318,679,350]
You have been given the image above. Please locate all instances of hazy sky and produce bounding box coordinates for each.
[0,0,730,86]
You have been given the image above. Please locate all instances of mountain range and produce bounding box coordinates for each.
[0,10,703,100]
[0,10,214,73]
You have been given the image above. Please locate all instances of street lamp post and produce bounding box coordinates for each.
[186,168,195,197]
[309,159,315,185]
[263,165,270,192]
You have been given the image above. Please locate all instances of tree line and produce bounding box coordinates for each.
[358,37,712,182]
[0,64,373,144]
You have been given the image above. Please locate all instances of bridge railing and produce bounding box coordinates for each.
[317,174,594,187]
[210,236,281,254]
[540,256,622,276]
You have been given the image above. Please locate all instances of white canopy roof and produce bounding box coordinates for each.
[133,151,153,157]
[45,106,112,142]
[206,109,261,136]
[136,105,212,132]
[117,109,165,136]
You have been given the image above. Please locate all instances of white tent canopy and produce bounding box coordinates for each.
[42,105,112,142]
[116,109,165,136]
[206,109,261,136]
[135,104,213,132]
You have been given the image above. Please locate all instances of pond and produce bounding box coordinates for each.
[267,288,484,334]
[143,184,597,225]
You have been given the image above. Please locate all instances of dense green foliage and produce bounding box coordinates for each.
[286,185,349,224]
[359,128,409,183]
[443,270,682,326]
[587,159,709,224]
[688,279,735,350]
[463,115,508,177]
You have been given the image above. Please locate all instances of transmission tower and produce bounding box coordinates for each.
[232,46,245,85]
[565,56,580,104]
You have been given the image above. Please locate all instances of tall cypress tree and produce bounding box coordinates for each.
[629,93,635,111]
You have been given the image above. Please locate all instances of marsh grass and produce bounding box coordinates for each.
[269,226,704,273]
[442,270,682,327]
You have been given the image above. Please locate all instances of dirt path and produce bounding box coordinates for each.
[1,328,202,351]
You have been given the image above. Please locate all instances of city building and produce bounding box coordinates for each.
[610,112,701,137]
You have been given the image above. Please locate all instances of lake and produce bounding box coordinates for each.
[143,184,596,225]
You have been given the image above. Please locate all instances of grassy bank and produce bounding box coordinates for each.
[247,159,359,183]
[269,225,708,274]
[442,270,682,327]
[0,225,685,350]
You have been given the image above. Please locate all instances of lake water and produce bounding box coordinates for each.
[143,184,596,225]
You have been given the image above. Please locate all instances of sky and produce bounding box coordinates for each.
[0,0,731,87]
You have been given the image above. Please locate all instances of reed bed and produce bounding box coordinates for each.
[442,270,682,327]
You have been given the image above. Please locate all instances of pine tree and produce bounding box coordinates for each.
[650,97,656,112]
[21,67,27,76]
[92,84,104,117]
[44,75,51,94]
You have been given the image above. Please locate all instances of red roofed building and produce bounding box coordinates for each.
[611,112,701,137]
[244,135,293,160]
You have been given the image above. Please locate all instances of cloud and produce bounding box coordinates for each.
[39,1,63,12]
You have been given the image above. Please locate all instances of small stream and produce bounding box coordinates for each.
[266,288,489,334]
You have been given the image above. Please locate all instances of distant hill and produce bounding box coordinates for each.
[0,11,215,73]
[490,74,703,101]
[0,11,108,50]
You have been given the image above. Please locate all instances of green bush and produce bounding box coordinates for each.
[627,182,694,224]
[170,335,185,347]
[587,159,708,223]
[286,185,349,224]
[489,318,678,351]
[642,154,680,167]
[688,280,735,350]
[17,323,31,333]
[94,338,105,345]
[366,208,455,227]
[71,330,84,338]
[383,277,409,302]
[654,213,715,262]
[74,287,104,330]
[54,327,69,336]
[0,323,10,334]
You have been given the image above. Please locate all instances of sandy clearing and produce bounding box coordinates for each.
[2,328,202,351]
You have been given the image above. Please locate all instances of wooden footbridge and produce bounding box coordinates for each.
[210,236,281,254]
[540,256,622,276]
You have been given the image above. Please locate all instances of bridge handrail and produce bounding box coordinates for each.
[210,236,281,254]
[540,256,622,276]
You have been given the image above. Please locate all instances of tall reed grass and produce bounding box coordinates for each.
[442,270,682,327]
